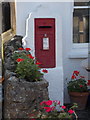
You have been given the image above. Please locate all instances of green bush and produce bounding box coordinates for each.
[12,48,43,82]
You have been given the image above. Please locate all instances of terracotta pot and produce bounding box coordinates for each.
[69,92,89,110]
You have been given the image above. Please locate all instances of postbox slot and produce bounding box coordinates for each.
[39,26,52,28]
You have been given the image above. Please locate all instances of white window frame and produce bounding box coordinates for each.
[69,5,89,59]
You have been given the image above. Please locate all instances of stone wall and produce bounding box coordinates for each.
[4,35,23,72]
[3,35,49,119]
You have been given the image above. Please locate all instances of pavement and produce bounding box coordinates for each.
[76,107,90,120]
[75,95,90,120]
[0,84,2,120]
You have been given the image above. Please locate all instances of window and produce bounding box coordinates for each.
[2,2,11,32]
[73,2,89,43]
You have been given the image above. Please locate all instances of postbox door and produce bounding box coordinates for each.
[34,18,56,68]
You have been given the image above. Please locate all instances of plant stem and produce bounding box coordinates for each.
[74,111,78,120]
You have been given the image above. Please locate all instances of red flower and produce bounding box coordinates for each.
[53,100,60,105]
[27,54,34,59]
[18,48,24,50]
[80,76,85,78]
[42,69,48,73]
[40,101,46,105]
[73,71,80,76]
[79,85,83,87]
[51,106,55,111]
[40,100,53,106]
[53,100,57,103]
[87,80,90,86]
[25,48,31,51]
[16,58,24,62]
[61,106,66,109]
[45,100,53,106]
[68,109,74,114]
[36,61,41,65]
[44,107,52,112]
[57,101,60,105]
[71,75,76,79]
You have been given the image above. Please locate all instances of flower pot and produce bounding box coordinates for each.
[69,92,89,110]
[4,72,49,119]
[86,91,90,108]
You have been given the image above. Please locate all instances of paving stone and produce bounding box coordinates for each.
[76,107,90,120]
[65,103,90,120]
[0,100,2,120]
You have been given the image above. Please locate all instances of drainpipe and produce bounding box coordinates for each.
[22,4,42,48]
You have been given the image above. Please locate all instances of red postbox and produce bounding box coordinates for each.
[34,18,56,68]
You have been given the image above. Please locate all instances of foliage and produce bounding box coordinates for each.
[12,48,48,82]
[28,100,78,120]
[67,71,88,92]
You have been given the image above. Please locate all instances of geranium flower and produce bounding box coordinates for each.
[18,48,24,50]
[16,58,24,62]
[79,85,83,87]
[27,54,34,59]
[36,61,41,65]
[44,107,52,112]
[45,100,53,106]
[87,80,90,86]
[73,71,80,76]
[53,100,57,102]
[40,101,46,105]
[25,48,31,51]
[51,106,55,111]
[61,106,66,109]
[57,101,60,105]
[71,75,76,79]
[42,69,48,73]
[28,100,77,119]
[53,100,60,105]
[68,109,74,114]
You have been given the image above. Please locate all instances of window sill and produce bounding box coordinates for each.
[68,43,89,59]
[72,43,88,48]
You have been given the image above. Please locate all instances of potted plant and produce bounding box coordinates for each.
[67,71,89,110]
[12,47,44,82]
[28,100,78,120]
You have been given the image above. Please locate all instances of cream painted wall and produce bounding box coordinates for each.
[15,2,88,103]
